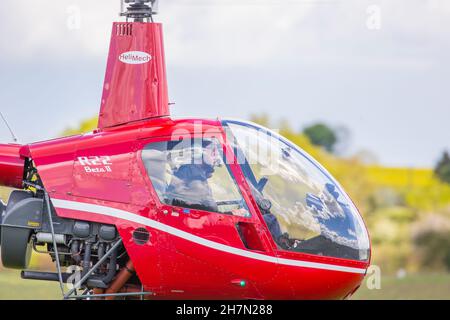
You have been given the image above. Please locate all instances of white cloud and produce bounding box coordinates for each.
[0,0,449,69]
[1,1,114,59]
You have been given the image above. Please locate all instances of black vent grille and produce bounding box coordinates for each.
[133,227,150,245]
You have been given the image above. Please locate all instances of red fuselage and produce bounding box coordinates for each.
[15,117,370,299]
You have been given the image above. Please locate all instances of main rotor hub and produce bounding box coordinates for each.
[120,0,158,22]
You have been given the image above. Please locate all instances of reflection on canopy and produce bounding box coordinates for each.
[224,120,370,261]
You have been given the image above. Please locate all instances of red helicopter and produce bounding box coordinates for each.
[0,0,371,300]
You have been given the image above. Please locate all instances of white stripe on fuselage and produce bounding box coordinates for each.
[51,198,367,274]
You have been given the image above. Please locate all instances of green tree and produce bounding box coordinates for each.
[435,151,450,184]
[303,123,338,153]
[413,214,450,271]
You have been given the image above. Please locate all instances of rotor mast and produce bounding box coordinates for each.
[120,0,159,22]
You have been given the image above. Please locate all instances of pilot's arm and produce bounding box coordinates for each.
[263,213,283,242]
[167,164,218,212]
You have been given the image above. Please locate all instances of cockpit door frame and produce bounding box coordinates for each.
[135,130,280,296]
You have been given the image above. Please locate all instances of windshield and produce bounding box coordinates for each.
[223,120,370,261]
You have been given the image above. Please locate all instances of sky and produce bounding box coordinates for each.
[0,0,449,168]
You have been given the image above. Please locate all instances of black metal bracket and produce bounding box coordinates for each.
[44,191,65,295]
[66,291,153,300]
[63,239,123,299]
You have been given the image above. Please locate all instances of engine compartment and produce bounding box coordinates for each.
[0,159,143,299]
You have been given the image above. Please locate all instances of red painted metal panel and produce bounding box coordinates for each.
[0,143,24,188]
[98,22,169,129]
[71,142,135,204]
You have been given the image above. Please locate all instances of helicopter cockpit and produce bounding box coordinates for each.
[223,120,371,262]
[140,119,370,263]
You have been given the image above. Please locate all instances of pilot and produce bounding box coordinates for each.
[166,140,221,212]
[253,192,292,250]
[263,212,283,242]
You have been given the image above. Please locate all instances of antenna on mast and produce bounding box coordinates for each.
[0,111,19,143]
[120,0,159,22]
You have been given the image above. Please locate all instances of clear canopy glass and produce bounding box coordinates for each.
[224,120,370,261]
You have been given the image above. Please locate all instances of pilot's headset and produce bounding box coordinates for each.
[191,140,222,167]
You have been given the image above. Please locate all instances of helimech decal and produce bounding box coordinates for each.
[119,51,152,65]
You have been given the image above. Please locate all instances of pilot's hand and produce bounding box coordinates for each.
[278,233,292,250]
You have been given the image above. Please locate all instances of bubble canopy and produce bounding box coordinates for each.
[223,120,370,261]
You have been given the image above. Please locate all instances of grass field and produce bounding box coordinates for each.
[353,273,450,300]
[0,270,60,300]
[0,269,449,300]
